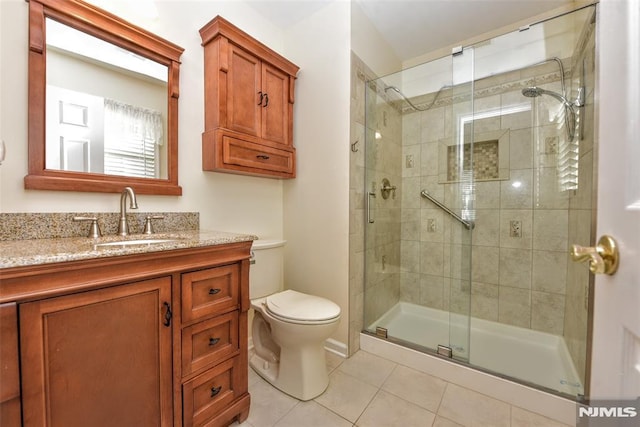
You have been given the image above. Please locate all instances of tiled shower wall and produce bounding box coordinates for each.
[398,56,591,335]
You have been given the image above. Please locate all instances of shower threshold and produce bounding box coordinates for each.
[366,302,584,397]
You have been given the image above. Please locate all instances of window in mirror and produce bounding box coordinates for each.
[45,18,168,179]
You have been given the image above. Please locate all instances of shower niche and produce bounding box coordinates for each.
[359,4,597,400]
[439,128,510,183]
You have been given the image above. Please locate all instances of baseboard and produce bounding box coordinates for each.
[325,338,348,359]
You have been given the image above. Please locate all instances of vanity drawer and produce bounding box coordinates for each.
[182,357,242,427]
[182,311,239,376]
[182,265,239,323]
[222,135,294,175]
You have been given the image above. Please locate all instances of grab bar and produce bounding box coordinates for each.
[420,190,474,230]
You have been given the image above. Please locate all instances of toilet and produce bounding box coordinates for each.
[249,240,341,401]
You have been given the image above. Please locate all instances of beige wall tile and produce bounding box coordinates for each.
[531,291,565,335]
[500,168,533,209]
[533,210,568,251]
[472,209,500,247]
[532,250,567,294]
[472,246,500,284]
[471,282,499,321]
[499,248,532,288]
[499,286,531,328]
[499,209,533,249]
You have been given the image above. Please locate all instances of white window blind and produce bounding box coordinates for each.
[103,99,163,178]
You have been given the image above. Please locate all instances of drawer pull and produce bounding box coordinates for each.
[209,337,220,346]
[210,385,222,398]
[208,288,221,295]
[256,154,270,160]
[163,302,172,327]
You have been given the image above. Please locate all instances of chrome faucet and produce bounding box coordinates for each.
[118,187,138,236]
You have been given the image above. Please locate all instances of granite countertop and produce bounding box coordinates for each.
[0,230,257,269]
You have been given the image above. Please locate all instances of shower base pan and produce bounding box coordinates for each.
[367,302,584,397]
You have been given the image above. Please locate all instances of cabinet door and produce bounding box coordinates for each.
[261,63,290,146]
[19,277,173,427]
[0,303,21,427]
[227,44,262,137]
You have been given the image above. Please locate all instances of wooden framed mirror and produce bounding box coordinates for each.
[25,0,184,195]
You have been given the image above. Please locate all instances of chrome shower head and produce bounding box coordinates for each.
[522,86,577,141]
[522,86,545,98]
[522,86,572,107]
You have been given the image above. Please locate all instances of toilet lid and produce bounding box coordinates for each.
[265,290,341,323]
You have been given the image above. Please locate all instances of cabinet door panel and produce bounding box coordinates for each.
[261,64,289,145]
[0,303,21,427]
[19,277,173,427]
[227,44,261,137]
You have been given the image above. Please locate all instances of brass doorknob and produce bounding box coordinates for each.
[570,235,619,275]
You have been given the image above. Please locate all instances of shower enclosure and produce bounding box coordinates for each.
[360,5,596,399]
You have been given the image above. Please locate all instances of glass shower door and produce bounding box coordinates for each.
[362,50,473,363]
[440,47,474,362]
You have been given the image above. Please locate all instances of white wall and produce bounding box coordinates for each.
[0,0,285,239]
[350,1,400,77]
[282,1,352,346]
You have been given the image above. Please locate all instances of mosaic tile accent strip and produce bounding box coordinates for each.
[0,212,199,241]
[447,140,499,181]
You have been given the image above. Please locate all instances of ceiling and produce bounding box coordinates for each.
[246,0,573,62]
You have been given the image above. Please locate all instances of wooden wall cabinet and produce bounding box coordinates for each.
[200,16,299,179]
[0,242,252,427]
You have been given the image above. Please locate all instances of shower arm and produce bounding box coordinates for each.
[385,85,451,112]
[420,190,474,230]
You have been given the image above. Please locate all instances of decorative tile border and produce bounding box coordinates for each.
[0,212,199,241]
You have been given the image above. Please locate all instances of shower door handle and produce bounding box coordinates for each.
[367,191,376,224]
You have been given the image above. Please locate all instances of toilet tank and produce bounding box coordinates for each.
[250,240,285,299]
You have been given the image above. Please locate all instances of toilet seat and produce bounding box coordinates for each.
[265,290,341,325]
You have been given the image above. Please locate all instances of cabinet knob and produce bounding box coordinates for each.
[263,93,269,107]
[256,154,270,160]
[208,288,221,295]
[209,337,220,346]
[258,91,264,106]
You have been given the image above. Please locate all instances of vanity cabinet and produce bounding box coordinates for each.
[19,277,173,426]
[0,241,252,427]
[200,16,299,179]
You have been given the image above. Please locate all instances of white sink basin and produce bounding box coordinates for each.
[95,238,178,248]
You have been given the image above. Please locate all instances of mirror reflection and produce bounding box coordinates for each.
[45,18,169,179]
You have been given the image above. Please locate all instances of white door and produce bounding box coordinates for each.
[589,0,640,399]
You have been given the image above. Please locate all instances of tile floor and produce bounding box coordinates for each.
[233,350,572,427]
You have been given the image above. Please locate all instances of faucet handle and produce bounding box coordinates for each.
[143,215,164,235]
[73,216,101,238]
